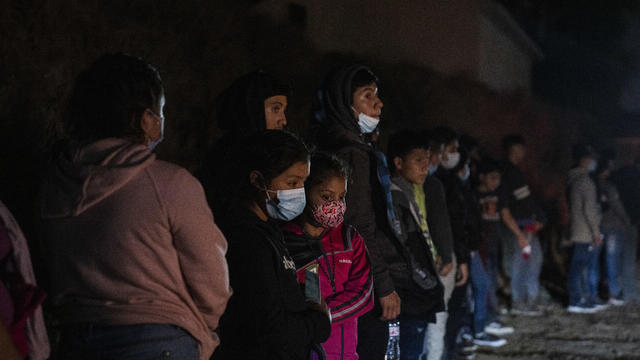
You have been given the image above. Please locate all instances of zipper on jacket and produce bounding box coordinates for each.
[340,324,344,360]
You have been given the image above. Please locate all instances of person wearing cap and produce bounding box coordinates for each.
[566,144,603,314]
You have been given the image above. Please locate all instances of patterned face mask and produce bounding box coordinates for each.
[311,200,346,229]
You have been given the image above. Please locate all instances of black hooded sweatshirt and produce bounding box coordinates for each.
[198,71,289,219]
[312,65,396,299]
[214,208,330,360]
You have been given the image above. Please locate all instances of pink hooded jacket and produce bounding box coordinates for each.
[282,223,373,360]
[40,138,232,359]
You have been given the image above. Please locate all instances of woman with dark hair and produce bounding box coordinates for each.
[312,65,399,360]
[282,152,374,360]
[214,130,331,360]
[199,70,291,217]
[40,53,232,359]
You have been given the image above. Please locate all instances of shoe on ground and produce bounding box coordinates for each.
[473,332,507,348]
[609,297,625,306]
[484,321,514,336]
[460,333,479,353]
[511,302,542,317]
[567,304,598,314]
[592,298,610,312]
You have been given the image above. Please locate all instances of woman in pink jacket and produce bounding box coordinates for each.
[283,152,374,360]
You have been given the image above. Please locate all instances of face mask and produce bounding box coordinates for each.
[428,165,438,176]
[441,151,460,170]
[351,107,380,134]
[458,166,471,182]
[265,187,306,221]
[312,200,346,229]
[588,160,597,173]
[148,111,165,151]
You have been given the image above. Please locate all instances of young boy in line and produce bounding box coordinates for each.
[387,129,445,360]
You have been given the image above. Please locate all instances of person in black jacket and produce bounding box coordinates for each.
[214,130,331,360]
[198,70,290,221]
[387,129,445,360]
[311,65,400,360]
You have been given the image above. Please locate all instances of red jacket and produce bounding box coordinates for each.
[282,223,373,360]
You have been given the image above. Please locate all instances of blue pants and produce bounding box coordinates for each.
[591,227,625,298]
[587,243,604,300]
[399,317,429,360]
[511,234,542,304]
[470,252,488,335]
[621,226,639,302]
[58,323,200,359]
[568,243,599,306]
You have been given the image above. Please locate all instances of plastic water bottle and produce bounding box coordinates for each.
[385,321,400,360]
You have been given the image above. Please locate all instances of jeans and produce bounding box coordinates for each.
[599,227,624,298]
[469,252,488,335]
[58,323,199,360]
[511,234,542,304]
[399,317,429,360]
[567,243,598,306]
[484,230,500,318]
[587,243,604,300]
[621,226,639,302]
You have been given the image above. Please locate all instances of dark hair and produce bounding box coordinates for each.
[388,129,430,173]
[305,152,351,191]
[350,68,379,101]
[419,129,440,152]
[452,147,470,174]
[63,53,163,144]
[431,126,459,147]
[234,130,310,203]
[572,143,597,163]
[477,157,501,175]
[502,134,525,152]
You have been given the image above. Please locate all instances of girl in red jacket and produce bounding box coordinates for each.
[283,152,374,360]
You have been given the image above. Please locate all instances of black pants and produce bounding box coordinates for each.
[444,282,472,359]
[357,301,389,360]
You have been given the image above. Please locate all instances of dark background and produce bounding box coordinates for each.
[2,0,639,248]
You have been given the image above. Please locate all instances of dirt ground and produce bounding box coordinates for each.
[477,267,640,360]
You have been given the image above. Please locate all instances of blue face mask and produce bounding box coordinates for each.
[459,166,471,182]
[352,107,380,134]
[428,165,438,176]
[588,160,597,173]
[265,187,306,221]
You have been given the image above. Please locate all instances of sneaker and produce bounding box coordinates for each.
[484,321,514,336]
[609,297,625,306]
[460,333,479,353]
[511,302,542,317]
[567,304,598,314]
[473,332,507,348]
[592,298,610,312]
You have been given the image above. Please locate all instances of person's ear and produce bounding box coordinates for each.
[393,157,403,172]
[249,170,264,189]
[140,109,161,142]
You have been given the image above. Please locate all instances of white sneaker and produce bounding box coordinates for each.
[567,305,598,314]
[609,297,625,306]
[484,321,514,336]
[473,332,507,347]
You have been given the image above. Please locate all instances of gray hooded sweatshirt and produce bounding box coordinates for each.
[40,138,232,359]
[567,167,601,244]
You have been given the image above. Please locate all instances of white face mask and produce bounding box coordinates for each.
[441,151,460,170]
[351,106,380,134]
[265,187,306,221]
[148,110,165,151]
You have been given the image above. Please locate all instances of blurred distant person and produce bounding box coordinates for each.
[41,53,232,359]
[499,135,545,316]
[566,144,603,314]
[595,158,631,305]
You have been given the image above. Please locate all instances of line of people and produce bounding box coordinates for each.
[9,52,635,360]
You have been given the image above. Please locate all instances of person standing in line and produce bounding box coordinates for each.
[312,65,400,360]
[283,152,374,360]
[40,53,232,360]
[499,135,546,316]
[566,144,603,314]
[387,129,445,360]
[214,131,331,359]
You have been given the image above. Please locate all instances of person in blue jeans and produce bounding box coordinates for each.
[567,144,603,313]
[594,158,632,305]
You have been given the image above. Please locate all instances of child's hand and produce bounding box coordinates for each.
[455,263,468,286]
[439,262,453,277]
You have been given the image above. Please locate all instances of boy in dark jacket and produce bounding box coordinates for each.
[388,130,445,360]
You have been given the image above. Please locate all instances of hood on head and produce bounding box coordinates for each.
[41,138,155,219]
[216,70,290,134]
